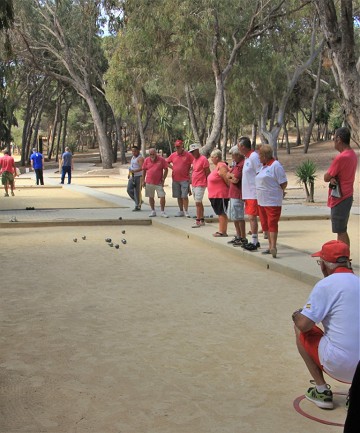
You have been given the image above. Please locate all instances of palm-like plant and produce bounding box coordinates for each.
[295,160,317,202]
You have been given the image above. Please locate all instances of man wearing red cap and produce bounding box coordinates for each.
[292,240,359,410]
[166,140,194,217]
[324,127,357,247]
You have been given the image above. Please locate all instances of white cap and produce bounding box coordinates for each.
[189,143,201,152]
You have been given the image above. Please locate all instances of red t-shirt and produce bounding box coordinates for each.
[229,160,244,199]
[191,155,210,187]
[142,156,168,185]
[326,149,358,207]
[166,151,194,182]
[207,162,229,198]
[0,154,15,173]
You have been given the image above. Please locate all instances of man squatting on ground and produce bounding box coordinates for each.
[166,139,194,218]
[238,136,262,250]
[142,148,169,218]
[292,240,359,410]
[0,150,17,196]
[127,146,144,211]
[188,143,210,228]
[324,126,357,247]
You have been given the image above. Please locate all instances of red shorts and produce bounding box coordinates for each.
[258,205,282,232]
[244,199,258,216]
[299,325,324,369]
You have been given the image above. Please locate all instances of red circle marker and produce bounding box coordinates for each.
[293,394,346,427]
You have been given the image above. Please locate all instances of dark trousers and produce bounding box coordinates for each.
[61,166,72,184]
[34,168,44,185]
[127,175,142,208]
[344,361,360,433]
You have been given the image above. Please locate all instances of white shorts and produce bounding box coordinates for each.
[192,186,206,202]
[227,198,245,221]
[145,184,166,198]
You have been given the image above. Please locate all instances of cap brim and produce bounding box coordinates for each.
[311,251,322,257]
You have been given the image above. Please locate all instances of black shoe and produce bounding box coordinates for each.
[227,236,240,244]
[132,207,141,212]
[243,243,258,251]
[233,237,248,247]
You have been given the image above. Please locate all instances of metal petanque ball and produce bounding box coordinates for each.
[105,238,111,243]
[121,239,127,245]
[115,244,120,249]
[73,238,78,242]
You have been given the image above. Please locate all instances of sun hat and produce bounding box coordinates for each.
[311,240,350,263]
[189,143,201,152]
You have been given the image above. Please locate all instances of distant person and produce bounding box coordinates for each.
[324,126,357,246]
[292,240,359,410]
[30,148,44,185]
[0,150,16,196]
[189,143,210,228]
[207,149,230,237]
[238,136,262,250]
[255,144,287,258]
[127,146,144,211]
[166,139,194,217]
[226,146,246,245]
[60,147,74,184]
[142,148,169,218]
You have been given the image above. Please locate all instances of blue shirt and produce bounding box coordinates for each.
[30,152,43,169]
[62,151,72,167]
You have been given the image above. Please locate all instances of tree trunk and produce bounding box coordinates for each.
[202,74,224,157]
[304,55,322,153]
[132,90,146,156]
[313,0,360,146]
[85,94,113,168]
[185,84,201,145]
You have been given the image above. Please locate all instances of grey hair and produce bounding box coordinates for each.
[210,149,222,160]
[229,145,240,155]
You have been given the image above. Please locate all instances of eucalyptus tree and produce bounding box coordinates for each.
[12,0,115,167]
[313,0,360,145]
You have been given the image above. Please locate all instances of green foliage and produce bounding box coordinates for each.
[295,159,317,185]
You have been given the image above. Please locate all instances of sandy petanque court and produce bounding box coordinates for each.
[0,223,352,433]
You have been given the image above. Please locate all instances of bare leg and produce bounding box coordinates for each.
[234,221,241,238]
[195,201,204,219]
[183,197,189,212]
[218,214,228,235]
[160,196,166,212]
[149,197,155,211]
[337,232,350,247]
[177,198,183,212]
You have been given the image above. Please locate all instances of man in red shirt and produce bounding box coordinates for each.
[142,149,169,218]
[0,150,17,196]
[166,140,194,217]
[324,127,358,246]
[189,143,210,227]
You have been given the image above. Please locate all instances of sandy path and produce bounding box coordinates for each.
[0,226,348,433]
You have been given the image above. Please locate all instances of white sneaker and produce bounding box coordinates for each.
[161,211,169,218]
[149,210,157,217]
[184,211,191,218]
[175,211,185,217]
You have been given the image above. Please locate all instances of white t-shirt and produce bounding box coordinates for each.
[301,270,360,383]
[255,160,287,206]
[242,151,262,199]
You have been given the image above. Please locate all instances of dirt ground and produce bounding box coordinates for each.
[0,226,351,433]
[1,140,358,433]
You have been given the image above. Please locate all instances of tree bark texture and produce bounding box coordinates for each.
[313,0,360,145]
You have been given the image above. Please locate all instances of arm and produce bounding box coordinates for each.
[292,310,315,333]
[218,165,230,186]
[162,168,168,185]
[227,171,240,184]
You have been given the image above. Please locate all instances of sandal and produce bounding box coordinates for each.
[212,232,228,237]
[261,249,271,255]
[243,243,258,251]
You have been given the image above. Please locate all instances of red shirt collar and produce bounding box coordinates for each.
[264,158,275,166]
[333,267,353,274]
[244,150,253,158]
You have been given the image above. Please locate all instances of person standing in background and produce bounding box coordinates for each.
[127,146,144,211]
[60,146,74,184]
[30,148,44,185]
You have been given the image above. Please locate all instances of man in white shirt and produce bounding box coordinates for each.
[292,240,359,410]
[238,136,262,249]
